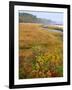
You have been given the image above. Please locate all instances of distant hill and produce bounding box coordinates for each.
[19,13,37,23]
[19,13,62,25]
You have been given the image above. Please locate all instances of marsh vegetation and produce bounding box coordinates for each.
[19,23,63,79]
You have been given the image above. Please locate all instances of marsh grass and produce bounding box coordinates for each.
[19,23,63,79]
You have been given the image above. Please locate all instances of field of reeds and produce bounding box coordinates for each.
[19,23,63,79]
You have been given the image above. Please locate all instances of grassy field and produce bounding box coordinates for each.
[19,23,63,79]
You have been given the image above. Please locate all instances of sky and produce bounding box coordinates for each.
[19,11,64,24]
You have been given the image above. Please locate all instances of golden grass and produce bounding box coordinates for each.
[19,23,63,79]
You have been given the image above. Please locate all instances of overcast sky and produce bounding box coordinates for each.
[19,11,64,24]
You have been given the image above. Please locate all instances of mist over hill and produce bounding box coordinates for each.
[19,13,37,23]
[19,13,62,25]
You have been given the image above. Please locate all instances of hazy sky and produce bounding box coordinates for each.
[19,11,64,24]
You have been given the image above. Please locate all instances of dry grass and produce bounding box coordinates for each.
[19,23,63,79]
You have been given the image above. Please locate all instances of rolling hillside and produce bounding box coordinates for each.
[19,13,59,25]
